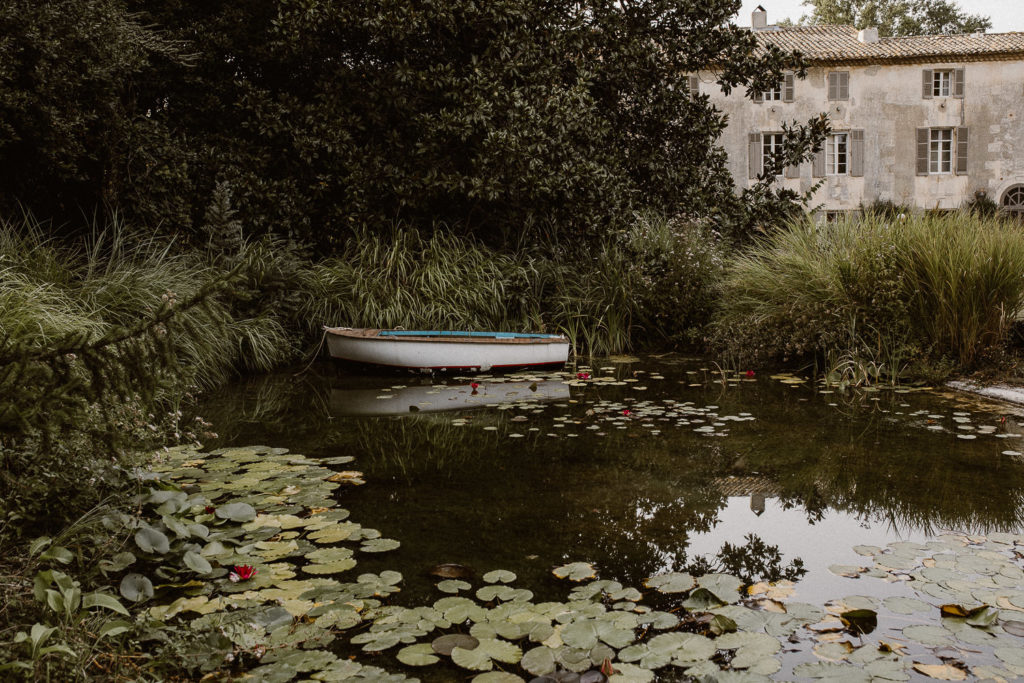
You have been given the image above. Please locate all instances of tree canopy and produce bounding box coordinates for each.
[799,0,992,37]
[1,0,825,247]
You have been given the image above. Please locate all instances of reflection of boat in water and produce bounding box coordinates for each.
[330,380,571,416]
[325,328,569,371]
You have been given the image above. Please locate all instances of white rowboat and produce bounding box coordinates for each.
[324,328,570,372]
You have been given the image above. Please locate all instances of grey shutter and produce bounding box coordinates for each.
[953,68,965,98]
[753,90,763,103]
[783,73,795,102]
[850,130,864,177]
[828,72,838,100]
[812,147,825,178]
[922,69,933,99]
[839,71,849,100]
[688,75,699,99]
[785,161,800,178]
[916,128,930,175]
[749,133,762,179]
[956,127,969,175]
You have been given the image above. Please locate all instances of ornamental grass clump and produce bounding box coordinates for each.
[713,212,1024,373]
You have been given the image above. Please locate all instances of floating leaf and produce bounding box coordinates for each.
[360,538,400,553]
[521,646,557,675]
[483,570,516,584]
[643,572,695,594]
[396,643,439,666]
[553,563,597,582]
[183,551,213,575]
[216,502,257,522]
[433,634,480,656]
[839,609,877,635]
[882,596,932,615]
[437,579,471,594]
[697,573,742,604]
[472,674,525,683]
[912,663,967,680]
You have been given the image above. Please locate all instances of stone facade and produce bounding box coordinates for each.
[704,8,1024,216]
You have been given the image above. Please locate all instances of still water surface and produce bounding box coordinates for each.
[197,356,1024,611]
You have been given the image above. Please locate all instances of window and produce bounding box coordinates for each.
[932,70,952,97]
[828,71,849,101]
[929,129,953,174]
[1003,186,1024,218]
[762,84,782,101]
[826,133,848,175]
[923,68,963,98]
[762,133,785,174]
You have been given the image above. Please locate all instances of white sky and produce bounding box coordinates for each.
[738,0,1024,32]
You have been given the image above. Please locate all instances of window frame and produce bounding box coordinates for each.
[762,132,786,175]
[929,128,953,174]
[761,84,783,101]
[826,133,849,176]
[932,69,952,97]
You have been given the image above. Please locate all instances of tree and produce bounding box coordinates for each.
[800,0,991,37]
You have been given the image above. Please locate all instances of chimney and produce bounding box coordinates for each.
[858,27,879,43]
[752,5,768,30]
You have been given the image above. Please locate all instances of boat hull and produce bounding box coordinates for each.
[325,328,569,371]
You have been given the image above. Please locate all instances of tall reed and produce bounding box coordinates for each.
[713,212,1024,372]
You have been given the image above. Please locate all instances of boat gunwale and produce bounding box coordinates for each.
[325,327,569,345]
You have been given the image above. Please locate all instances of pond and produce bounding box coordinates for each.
[193,356,1024,680]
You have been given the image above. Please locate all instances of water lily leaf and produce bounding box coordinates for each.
[472,673,524,683]
[994,645,1024,668]
[608,662,654,682]
[134,527,170,555]
[710,614,737,635]
[839,609,877,635]
[483,570,516,584]
[521,646,557,675]
[432,633,480,657]
[119,573,154,602]
[437,579,471,594]
[1001,619,1024,637]
[553,562,597,582]
[452,645,492,671]
[912,663,967,680]
[216,502,257,522]
[396,643,439,666]
[883,596,932,615]
[477,585,517,602]
[643,572,695,594]
[965,605,999,627]
[303,560,357,575]
[829,565,866,578]
[183,551,213,575]
[793,661,871,681]
[682,587,723,610]
[697,573,742,604]
[360,538,400,553]
[903,624,953,646]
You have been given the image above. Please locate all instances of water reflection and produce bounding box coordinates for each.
[196,359,1024,598]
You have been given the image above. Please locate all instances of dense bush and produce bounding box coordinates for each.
[713,212,1024,373]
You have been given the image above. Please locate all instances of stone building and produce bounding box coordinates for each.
[703,6,1024,218]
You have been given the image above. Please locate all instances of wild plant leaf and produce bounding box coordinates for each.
[119,573,154,602]
[216,502,257,523]
[183,551,213,575]
[134,527,170,555]
[82,592,129,616]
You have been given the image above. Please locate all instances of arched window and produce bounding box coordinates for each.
[1002,185,1024,217]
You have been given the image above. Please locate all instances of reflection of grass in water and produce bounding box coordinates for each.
[352,416,503,479]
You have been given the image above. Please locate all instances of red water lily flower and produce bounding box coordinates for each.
[204,505,215,514]
[622,409,631,416]
[470,382,479,389]
[745,370,756,378]
[229,565,257,582]
[576,372,591,380]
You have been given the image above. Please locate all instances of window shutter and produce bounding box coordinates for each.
[850,130,864,177]
[828,72,838,101]
[916,128,930,175]
[839,71,849,100]
[785,161,800,179]
[754,90,763,103]
[953,68,965,98]
[922,69,933,99]
[749,133,762,179]
[688,75,699,99]
[784,73,795,102]
[812,147,825,178]
[956,127,969,175]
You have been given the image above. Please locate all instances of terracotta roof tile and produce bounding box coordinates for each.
[755,25,1024,64]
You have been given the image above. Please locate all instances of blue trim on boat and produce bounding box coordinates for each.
[378,330,563,340]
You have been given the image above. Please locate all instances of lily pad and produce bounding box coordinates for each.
[396,643,439,666]
[432,633,480,656]
[360,538,400,553]
[483,570,516,584]
[437,579,471,594]
[521,646,557,675]
[553,563,597,582]
[643,572,695,594]
[216,502,257,523]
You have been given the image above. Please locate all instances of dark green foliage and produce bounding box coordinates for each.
[800,0,991,36]
[3,0,823,248]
